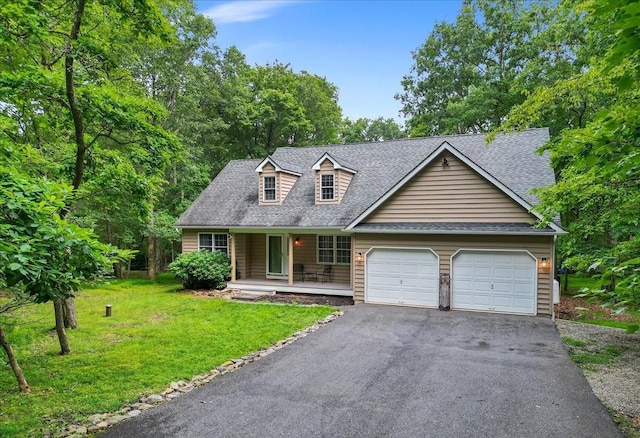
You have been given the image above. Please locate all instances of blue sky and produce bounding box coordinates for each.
[194,1,462,124]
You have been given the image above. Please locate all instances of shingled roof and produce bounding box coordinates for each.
[176,128,555,229]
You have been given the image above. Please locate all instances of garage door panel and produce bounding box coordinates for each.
[366,248,438,307]
[452,250,536,315]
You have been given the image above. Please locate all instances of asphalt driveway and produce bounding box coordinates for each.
[103,305,620,437]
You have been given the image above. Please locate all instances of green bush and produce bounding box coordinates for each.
[168,250,231,290]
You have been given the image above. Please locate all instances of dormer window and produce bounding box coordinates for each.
[321,174,335,200]
[263,176,276,201]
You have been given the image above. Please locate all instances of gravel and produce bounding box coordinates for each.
[555,319,640,419]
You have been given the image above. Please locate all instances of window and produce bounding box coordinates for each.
[263,176,276,201]
[198,233,229,255]
[317,235,351,264]
[320,173,334,200]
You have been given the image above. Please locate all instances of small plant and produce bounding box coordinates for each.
[168,251,231,290]
[562,336,589,348]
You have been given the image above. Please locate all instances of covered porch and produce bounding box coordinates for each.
[228,231,354,296]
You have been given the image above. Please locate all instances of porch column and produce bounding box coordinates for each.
[287,233,294,285]
[230,233,236,282]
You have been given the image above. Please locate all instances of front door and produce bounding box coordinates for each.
[267,235,287,278]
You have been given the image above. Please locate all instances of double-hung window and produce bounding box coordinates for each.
[320,174,334,200]
[317,235,351,264]
[198,233,229,255]
[263,176,276,201]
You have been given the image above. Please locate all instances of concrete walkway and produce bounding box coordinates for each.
[103,305,621,437]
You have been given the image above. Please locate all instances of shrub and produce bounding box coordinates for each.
[168,250,231,290]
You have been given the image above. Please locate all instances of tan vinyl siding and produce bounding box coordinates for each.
[181,229,229,253]
[234,233,247,280]
[258,163,279,205]
[280,173,298,202]
[315,159,338,205]
[337,169,353,202]
[291,234,350,285]
[366,153,535,223]
[353,234,554,315]
[248,234,266,278]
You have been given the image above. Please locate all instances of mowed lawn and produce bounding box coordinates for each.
[0,275,336,437]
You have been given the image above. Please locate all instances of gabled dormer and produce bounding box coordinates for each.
[255,157,301,205]
[311,153,357,205]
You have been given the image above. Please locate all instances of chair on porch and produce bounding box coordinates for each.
[293,263,304,282]
[317,265,332,283]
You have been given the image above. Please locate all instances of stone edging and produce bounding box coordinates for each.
[53,311,343,438]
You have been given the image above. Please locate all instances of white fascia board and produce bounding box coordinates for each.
[254,156,302,176]
[228,226,350,235]
[345,141,565,233]
[311,152,357,174]
[345,228,563,236]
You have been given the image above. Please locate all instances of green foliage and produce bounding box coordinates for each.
[0,276,335,437]
[570,346,623,365]
[398,0,575,136]
[561,336,589,348]
[340,117,406,143]
[0,151,129,303]
[169,250,231,290]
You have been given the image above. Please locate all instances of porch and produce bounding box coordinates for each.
[229,231,353,296]
[228,278,352,296]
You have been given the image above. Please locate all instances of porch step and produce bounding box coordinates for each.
[231,289,276,301]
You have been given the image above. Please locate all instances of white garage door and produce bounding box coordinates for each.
[452,251,536,315]
[366,248,438,307]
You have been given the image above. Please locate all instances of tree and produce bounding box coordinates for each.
[397,0,577,136]
[340,117,406,143]
[0,146,124,388]
[498,0,640,311]
[0,0,179,321]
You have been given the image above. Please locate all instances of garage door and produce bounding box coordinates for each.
[452,250,536,315]
[366,248,438,307]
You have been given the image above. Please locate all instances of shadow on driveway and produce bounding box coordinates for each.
[103,305,620,437]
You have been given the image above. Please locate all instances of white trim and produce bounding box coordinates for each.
[197,232,229,256]
[319,172,336,201]
[266,234,288,278]
[316,234,351,265]
[364,246,440,308]
[311,152,357,173]
[228,227,348,234]
[450,249,538,316]
[344,141,565,234]
[347,228,561,236]
[262,175,277,202]
[254,156,302,176]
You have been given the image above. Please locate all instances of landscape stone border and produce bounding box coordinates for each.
[52,311,343,438]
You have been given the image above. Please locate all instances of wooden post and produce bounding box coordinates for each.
[287,234,294,285]
[230,233,236,283]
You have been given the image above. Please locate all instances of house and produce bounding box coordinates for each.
[175,128,565,316]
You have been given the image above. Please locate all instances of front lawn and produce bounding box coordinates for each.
[0,275,335,437]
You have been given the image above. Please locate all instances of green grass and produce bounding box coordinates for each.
[561,336,589,348]
[0,274,336,437]
[570,346,623,365]
[563,274,601,295]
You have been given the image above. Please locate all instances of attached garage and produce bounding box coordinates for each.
[451,250,537,315]
[365,248,439,307]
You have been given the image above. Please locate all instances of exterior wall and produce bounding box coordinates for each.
[353,234,554,315]
[337,169,353,203]
[233,233,247,280]
[258,163,279,206]
[292,234,350,284]
[280,173,298,202]
[314,160,354,205]
[248,233,266,278]
[366,153,535,223]
[181,229,229,253]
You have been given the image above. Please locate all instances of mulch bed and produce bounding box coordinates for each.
[253,293,353,306]
[555,295,637,322]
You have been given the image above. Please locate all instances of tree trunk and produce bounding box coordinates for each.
[63,297,78,329]
[0,323,30,393]
[148,233,157,281]
[54,299,71,355]
[114,262,123,279]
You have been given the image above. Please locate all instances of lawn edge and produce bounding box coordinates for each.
[55,310,343,438]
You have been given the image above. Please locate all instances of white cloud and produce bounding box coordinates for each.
[202,1,299,24]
